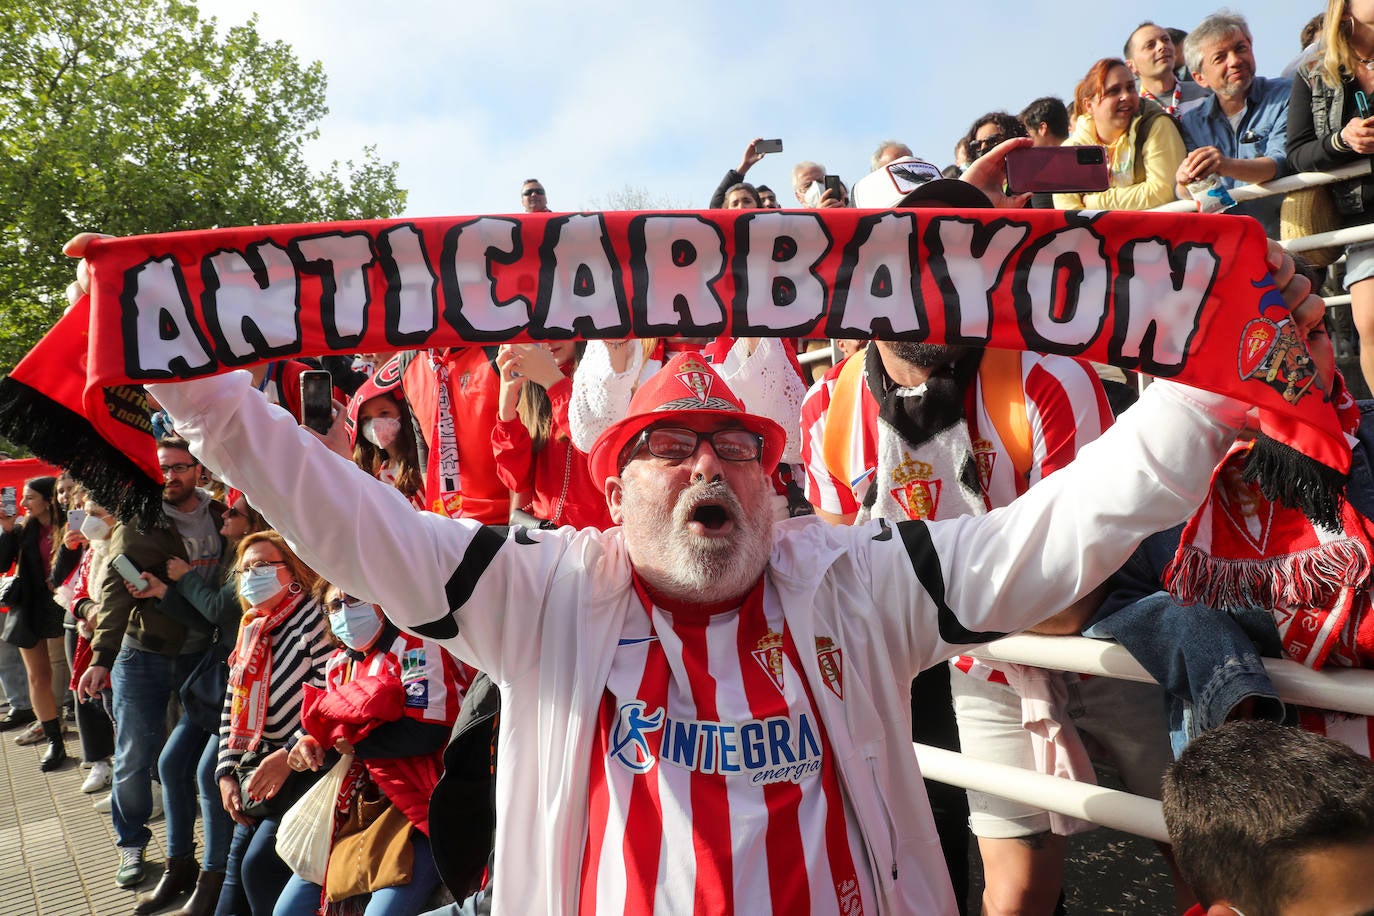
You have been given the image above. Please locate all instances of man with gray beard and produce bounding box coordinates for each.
[111,191,1323,911]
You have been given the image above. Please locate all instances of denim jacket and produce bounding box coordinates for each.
[1179,75,1293,237]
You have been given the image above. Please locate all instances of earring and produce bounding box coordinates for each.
[288,581,302,595]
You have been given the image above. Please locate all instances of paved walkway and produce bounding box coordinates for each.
[0,718,193,916]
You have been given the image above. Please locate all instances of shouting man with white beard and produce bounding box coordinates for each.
[84,228,1322,913]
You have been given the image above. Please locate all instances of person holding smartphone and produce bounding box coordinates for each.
[707,137,778,209]
[0,476,68,772]
[1289,0,1374,395]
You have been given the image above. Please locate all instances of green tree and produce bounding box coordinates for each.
[0,0,407,370]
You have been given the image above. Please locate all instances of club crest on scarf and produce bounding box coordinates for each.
[1238,317,1317,404]
[890,454,941,520]
[973,437,997,496]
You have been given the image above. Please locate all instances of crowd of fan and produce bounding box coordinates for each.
[2,5,1374,916]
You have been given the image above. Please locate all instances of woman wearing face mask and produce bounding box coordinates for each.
[492,340,613,530]
[0,476,71,771]
[58,495,118,791]
[123,491,270,916]
[276,585,464,916]
[213,531,331,916]
[344,363,426,510]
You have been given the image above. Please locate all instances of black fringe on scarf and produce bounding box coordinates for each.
[1241,431,1348,531]
[0,376,164,529]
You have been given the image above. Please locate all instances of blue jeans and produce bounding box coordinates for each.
[1090,525,1285,757]
[217,817,293,916]
[110,646,197,849]
[273,832,441,916]
[160,716,233,869]
[0,637,30,711]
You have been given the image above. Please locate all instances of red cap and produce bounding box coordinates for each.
[587,351,786,486]
[345,356,405,446]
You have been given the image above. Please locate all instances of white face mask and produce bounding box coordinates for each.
[363,416,402,451]
[80,514,113,541]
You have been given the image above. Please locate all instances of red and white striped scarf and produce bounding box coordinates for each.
[226,587,308,751]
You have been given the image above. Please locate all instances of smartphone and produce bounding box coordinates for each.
[754,138,784,155]
[0,487,14,517]
[299,369,334,435]
[67,509,87,532]
[1005,145,1111,195]
[111,553,148,591]
[823,174,844,201]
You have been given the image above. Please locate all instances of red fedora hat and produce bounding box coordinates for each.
[587,351,787,486]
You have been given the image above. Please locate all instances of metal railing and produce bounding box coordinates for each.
[913,161,1374,843]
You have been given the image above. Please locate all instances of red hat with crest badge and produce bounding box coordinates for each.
[587,351,787,486]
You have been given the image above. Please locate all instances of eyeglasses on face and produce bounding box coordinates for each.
[159,463,197,476]
[237,559,285,574]
[224,507,248,520]
[324,595,370,614]
[626,426,763,466]
[522,187,545,197]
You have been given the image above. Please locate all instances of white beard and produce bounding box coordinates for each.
[621,474,774,605]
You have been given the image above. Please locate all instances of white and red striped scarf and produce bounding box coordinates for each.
[226,587,308,751]
[1166,381,1374,669]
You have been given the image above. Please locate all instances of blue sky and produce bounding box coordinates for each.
[195,0,1311,217]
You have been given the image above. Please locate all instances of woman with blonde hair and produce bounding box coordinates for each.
[1289,0,1374,392]
[213,530,332,915]
[1055,57,1186,211]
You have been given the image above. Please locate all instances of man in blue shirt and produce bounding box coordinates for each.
[1175,11,1291,238]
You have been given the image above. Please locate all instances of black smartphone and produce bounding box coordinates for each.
[823,174,844,201]
[754,138,784,155]
[1004,145,1110,195]
[299,369,334,435]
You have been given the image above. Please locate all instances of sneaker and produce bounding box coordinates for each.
[115,845,146,888]
[81,760,112,794]
[13,720,44,746]
[92,793,112,813]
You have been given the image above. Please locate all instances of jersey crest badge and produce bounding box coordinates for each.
[815,636,844,699]
[890,454,940,520]
[751,630,785,692]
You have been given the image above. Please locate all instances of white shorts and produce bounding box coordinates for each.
[949,667,1172,839]
[1346,239,1374,289]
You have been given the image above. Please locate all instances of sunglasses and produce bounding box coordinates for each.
[324,595,369,614]
[224,507,248,520]
[522,188,545,197]
[626,426,763,465]
[970,135,1007,157]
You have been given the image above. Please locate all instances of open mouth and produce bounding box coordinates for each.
[679,486,740,538]
[692,502,731,531]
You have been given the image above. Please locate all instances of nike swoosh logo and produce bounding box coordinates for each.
[617,636,661,647]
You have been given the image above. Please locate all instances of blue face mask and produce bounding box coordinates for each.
[329,599,384,651]
[238,565,286,608]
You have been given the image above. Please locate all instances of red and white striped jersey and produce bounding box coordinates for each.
[579,580,873,915]
[323,627,472,725]
[801,350,1113,519]
[1299,709,1374,757]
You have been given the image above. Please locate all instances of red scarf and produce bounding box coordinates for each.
[1166,377,1374,669]
[0,209,1345,525]
[226,587,307,751]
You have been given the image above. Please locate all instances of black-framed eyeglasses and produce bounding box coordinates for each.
[237,559,285,574]
[522,188,545,197]
[625,426,763,466]
[159,463,197,476]
[223,507,247,520]
[324,595,368,614]
[970,135,1007,157]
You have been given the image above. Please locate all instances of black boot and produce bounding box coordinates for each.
[175,868,226,916]
[38,718,66,772]
[134,854,199,914]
